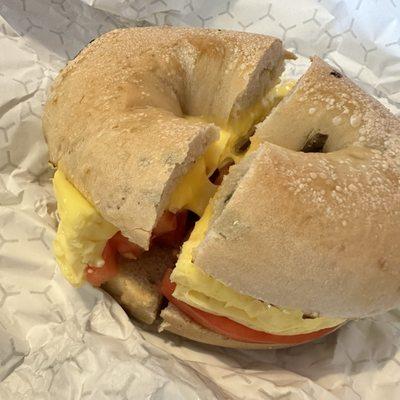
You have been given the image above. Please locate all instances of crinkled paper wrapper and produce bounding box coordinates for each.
[0,0,399,399]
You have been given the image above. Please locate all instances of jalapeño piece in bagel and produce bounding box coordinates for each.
[43,27,400,349]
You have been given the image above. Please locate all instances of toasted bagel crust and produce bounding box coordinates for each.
[43,27,286,249]
[195,57,400,319]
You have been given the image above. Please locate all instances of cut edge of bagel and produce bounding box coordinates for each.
[102,245,176,324]
[227,42,291,127]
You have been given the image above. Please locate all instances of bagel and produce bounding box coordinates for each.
[43,27,400,349]
[43,26,289,249]
[193,57,400,319]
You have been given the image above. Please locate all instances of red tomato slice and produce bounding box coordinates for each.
[85,241,119,287]
[109,231,143,259]
[85,215,184,288]
[152,211,178,237]
[160,269,338,345]
[154,211,189,248]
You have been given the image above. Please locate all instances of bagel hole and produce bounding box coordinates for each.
[301,131,328,153]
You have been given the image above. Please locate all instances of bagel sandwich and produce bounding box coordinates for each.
[43,27,400,349]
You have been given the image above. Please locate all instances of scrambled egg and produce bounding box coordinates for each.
[53,170,118,286]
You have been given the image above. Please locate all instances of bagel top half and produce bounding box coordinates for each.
[43,26,289,249]
[194,57,400,319]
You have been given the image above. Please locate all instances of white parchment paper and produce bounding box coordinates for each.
[0,0,400,399]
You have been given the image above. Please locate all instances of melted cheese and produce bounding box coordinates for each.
[168,129,230,215]
[168,80,296,216]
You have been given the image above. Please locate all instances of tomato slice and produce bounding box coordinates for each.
[85,213,185,287]
[86,230,144,286]
[109,231,143,259]
[85,241,119,287]
[160,269,338,345]
[153,211,189,248]
[152,211,178,237]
